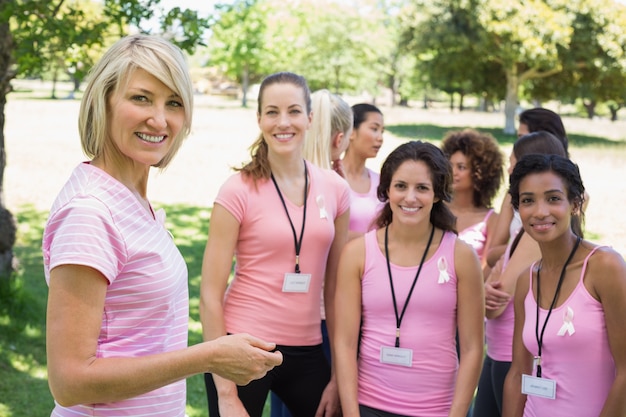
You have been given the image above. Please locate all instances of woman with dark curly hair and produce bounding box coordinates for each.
[441,129,504,270]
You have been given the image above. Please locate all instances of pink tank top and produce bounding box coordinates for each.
[348,168,383,233]
[485,233,517,361]
[521,247,614,417]
[358,229,459,416]
[458,209,494,261]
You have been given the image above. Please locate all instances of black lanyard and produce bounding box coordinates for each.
[534,235,581,377]
[270,160,308,274]
[384,224,435,348]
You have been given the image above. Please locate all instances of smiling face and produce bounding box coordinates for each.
[257,82,311,158]
[388,159,437,226]
[106,68,185,168]
[349,111,384,159]
[518,170,575,242]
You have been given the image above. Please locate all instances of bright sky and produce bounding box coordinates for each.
[157,0,219,17]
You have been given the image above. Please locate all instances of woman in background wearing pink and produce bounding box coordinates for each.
[441,128,504,271]
[200,72,349,417]
[334,141,484,417]
[342,103,385,240]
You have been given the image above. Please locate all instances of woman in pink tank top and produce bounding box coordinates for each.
[503,154,626,417]
[342,103,385,240]
[334,141,485,417]
[441,128,504,269]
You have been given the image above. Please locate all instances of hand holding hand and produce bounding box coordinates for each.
[485,260,511,310]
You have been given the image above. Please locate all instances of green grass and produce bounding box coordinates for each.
[0,120,622,416]
[0,203,272,417]
[385,122,626,148]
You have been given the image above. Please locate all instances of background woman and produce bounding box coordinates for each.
[342,103,385,240]
[441,128,504,270]
[486,108,570,268]
[334,141,484,417]
[200,72,349,417]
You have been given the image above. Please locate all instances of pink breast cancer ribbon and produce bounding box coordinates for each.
[437,257,450,284]
[557,306,575,336]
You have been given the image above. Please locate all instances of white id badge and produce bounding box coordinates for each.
[282,273,311,293]
[380,346,413,367]
[522,374,556,399]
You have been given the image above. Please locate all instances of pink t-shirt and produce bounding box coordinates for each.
[348,168,383,234]
[216,161,350,346]
[43,162,189,417]
[522,247,614,417]
[358,229,459,416]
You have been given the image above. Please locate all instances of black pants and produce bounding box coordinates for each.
[359,404,409,417]
[204,344,330,417]
[471,355,511,417]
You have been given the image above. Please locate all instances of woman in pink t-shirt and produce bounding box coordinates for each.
[503,154,626,417]
[43,35,281,417]
[334,141,484,417]
[200,72,350,417]
[270,89,353,417]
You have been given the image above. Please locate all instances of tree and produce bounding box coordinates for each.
[0,0,210,279]
[401,0,574,133]
[527,0,626,119]
[207,0,269,107]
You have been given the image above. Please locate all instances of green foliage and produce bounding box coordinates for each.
[526,0,626,115]
[208,0,268,86]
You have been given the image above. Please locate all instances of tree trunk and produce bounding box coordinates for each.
[608,104,620,122]
[241,63,249,108]
[503,65,519,134]
[0,2,18,278]
[583,99,596,119]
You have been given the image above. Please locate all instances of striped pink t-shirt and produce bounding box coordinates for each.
[42,162,189,417]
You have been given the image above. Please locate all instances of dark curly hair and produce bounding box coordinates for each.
[375,140,456,232]
[441,128,504,209]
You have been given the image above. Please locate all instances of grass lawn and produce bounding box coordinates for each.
[1,90,625,416]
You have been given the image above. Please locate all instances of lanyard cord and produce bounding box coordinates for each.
[271,160,308,273]
[385,224,435,348]
[534,235,581,377]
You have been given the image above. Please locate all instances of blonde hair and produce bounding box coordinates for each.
[302,89,353,169]
[78,34,194,169]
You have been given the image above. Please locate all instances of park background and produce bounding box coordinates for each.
[2,1,626,416]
